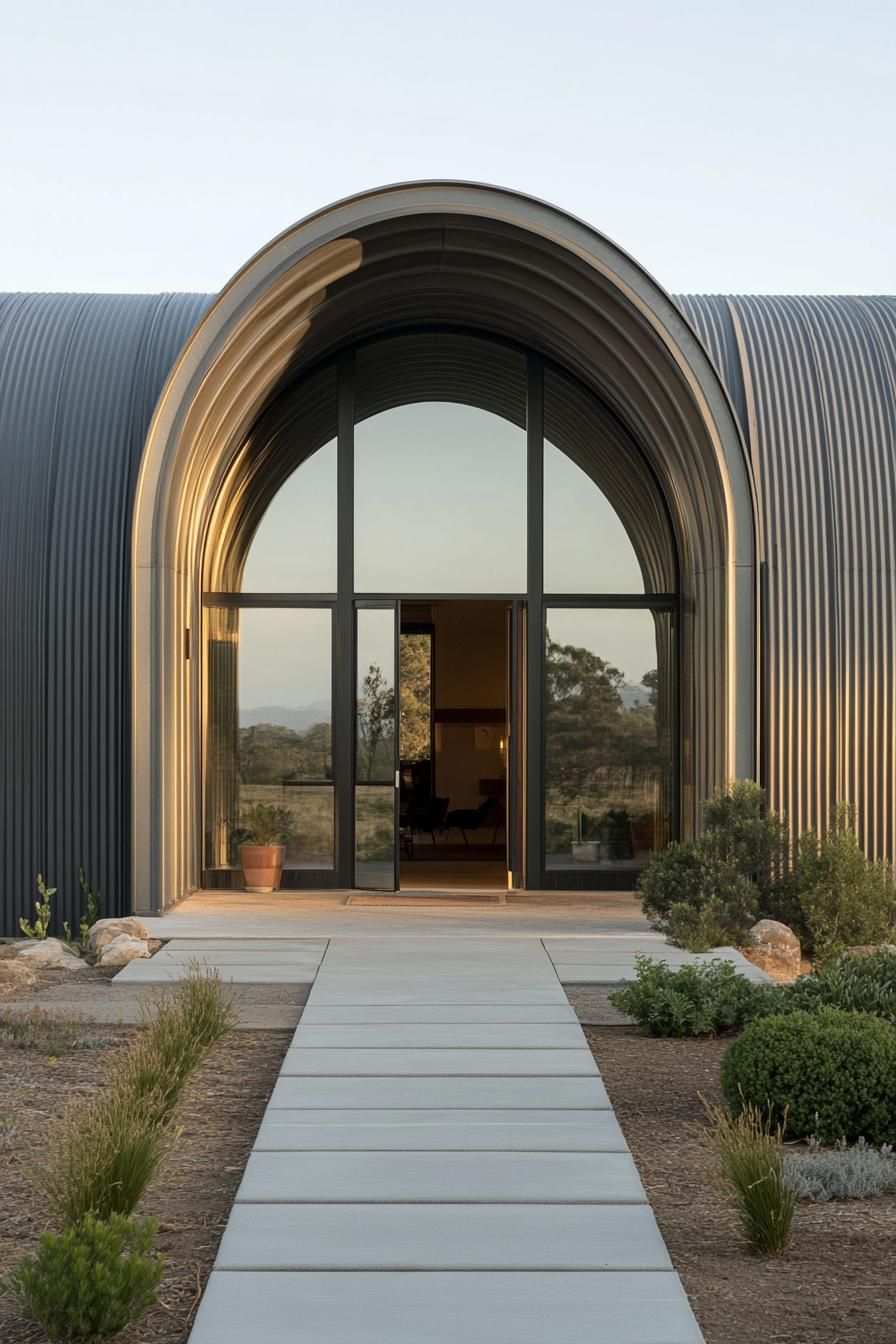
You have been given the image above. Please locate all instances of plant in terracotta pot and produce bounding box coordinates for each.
[232,805,294,893]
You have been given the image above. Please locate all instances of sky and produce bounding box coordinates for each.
[2,0,895,296]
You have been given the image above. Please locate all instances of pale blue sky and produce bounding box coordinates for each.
[2,0,894,295]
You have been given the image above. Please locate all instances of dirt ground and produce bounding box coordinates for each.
[586,1027,896,1344]
[0,1023,290,1343]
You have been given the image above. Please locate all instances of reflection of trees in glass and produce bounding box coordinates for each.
[357,663,395,782]
[399,634,431,763]
[239,720,332,783]
[544,636,660,850]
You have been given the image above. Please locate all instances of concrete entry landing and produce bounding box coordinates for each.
[188,937,704,1344]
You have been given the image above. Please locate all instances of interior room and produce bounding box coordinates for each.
[399,601,509,891]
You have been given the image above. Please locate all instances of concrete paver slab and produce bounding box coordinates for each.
[291,1023,585,1048]
[281,1046,599,1075]
[268,1074,612,1109]
[236,1149,646,1203]
[114,961,319,983]
[297,1003,579,1023]
[253,1108,627,1151]
[189,1271,704,1344]
[216,1202,671,1269]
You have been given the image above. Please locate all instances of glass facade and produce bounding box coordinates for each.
[202,331,677,888]
[204,606,334,871]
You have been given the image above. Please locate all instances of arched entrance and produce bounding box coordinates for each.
[132,183,756,912]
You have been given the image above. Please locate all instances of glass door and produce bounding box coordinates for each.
[353,602,400,890]
[506,601,526,888]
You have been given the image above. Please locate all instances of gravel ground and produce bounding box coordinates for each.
[587,1027,896,1344]
[0,1025,291,1344]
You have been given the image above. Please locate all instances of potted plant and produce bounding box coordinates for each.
[571,808,600,864]
[232,804,293,893]
[598,807,633,861]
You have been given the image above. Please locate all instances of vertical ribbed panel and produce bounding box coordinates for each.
[0,293,210,934]
[680,294,896,861]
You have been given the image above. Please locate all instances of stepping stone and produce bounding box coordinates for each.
[280,1047,599,1075]
[236,1150,646,1203]
[291,1023,587,1048]
[189,1270,704,1344]
[216,1202,672,1269]
[268,1075,612,1109]
[253,1108,627,1151]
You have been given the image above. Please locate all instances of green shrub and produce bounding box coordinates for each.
[639,781,788,950]
[1,1213,163,1342]
[784,1138,896,1201]
[43,1091,170,1225]
[721,1007,896,1144]
[791,805,896,963]
[610,955,777,1036]
[703,1101,796,1254]
[63,868,102,951]
[779,949,896,1024]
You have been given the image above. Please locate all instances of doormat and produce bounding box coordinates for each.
[344,891,506,906]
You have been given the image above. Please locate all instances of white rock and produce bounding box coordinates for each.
[97,934,150,967]
[17,937,87,970]
[88,916,152,953]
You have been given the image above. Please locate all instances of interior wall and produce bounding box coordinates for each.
[430,602,506,814]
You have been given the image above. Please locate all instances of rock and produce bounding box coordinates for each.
[843,943,896,958]
[88,916,152,953]
[17,937,87,971]
[748,919,802,978]
[0,959,37,996]
[96,934,150,967]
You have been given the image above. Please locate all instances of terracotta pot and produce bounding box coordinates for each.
[239,844,286,893]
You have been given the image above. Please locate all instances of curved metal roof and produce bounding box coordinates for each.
[0,287,894,929]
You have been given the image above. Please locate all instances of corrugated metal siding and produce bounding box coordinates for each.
[1,287,894,934]
[0,293,210,934]
[678,294,896,859]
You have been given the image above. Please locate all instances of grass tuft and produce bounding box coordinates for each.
[40,964,236,1224]
[0,1010,115,1054]
[702,1098,797,1255]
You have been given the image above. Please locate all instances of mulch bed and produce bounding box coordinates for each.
[586,1027,896,1344]
[0,1026,290,1343]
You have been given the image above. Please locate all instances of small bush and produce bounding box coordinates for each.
[43,1092,170,1225]
[721,1007,896,1145]
[702,1101,796,1254]
[791,804,896,963]
[784,1138,896,1202]
[779,949,896,1024]
[610,956,778,1037]
[1,1213,163,1342]
[19,873,56,940]
[639,781,788,950]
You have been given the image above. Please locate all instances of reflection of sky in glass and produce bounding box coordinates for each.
[356,608,395,696]
[237,608,332,714]
[241,439,337,592]
[354,402,527,592]
[546,608,658,688]
[544,442,643,593]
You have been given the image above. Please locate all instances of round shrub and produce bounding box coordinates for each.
[721,1007,896,1145]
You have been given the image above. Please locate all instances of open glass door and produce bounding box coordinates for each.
[506,601,526,888]
[354,602,399,890]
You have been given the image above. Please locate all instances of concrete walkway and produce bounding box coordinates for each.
[188,937,704,1344]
